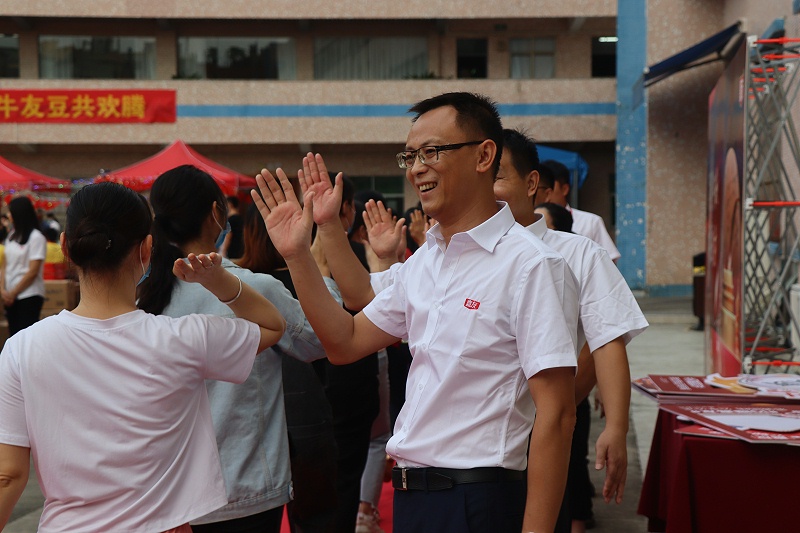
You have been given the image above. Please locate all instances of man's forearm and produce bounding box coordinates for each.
[318,222,375,310]
[285,249,363,364]
[593,338,631,432]
[524,409,575,532]
[524,368,576,532]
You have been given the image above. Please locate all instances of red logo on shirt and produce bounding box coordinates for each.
[464,299,480,310]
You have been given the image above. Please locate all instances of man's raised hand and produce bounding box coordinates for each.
[251,167,314,260]
[298,152,343,227]
[364,200,405,261]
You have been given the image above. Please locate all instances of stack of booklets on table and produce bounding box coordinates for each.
[632,373,800,445]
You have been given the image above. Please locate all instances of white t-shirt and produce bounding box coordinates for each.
[4,229,47,299]
[568,206,621,261]
[363,204,579,471]
[0,309,261,533]
[528,216,647,351]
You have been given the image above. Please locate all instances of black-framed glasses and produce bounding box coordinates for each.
[396,140,485,169]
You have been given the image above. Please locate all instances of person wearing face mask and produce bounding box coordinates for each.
[137,165,328,533]
[0,182,286,532]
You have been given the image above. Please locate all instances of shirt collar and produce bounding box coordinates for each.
[427,202,516,253]
[527,213,548,239]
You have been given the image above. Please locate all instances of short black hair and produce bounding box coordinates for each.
[534,202,573,233]
[42,226,60,243]
[502,128,539,177]
[541,160,570,187]
[537,163,555,190]
[226,195,239,209]
[409,92,503,176]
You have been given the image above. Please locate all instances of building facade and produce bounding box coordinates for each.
[7,0,787,293]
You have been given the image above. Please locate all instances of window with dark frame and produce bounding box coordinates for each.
[313,37,428,80]
[39,36,156,79]
[509,37,555,79]
[177,37,296,80]
[457,38,488,79]
[591,36,617,78]
[0,34,19,78]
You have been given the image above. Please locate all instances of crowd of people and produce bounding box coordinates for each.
[0,91,647,533]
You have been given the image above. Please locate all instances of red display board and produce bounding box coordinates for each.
[0,90,176,123]
[706,39,746,376]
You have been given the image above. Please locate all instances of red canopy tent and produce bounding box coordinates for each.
[0,156,72,194]
[95,140,256,196]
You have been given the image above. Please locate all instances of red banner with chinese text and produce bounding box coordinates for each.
[0,90,176,123]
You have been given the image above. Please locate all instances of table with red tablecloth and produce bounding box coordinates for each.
[638,408,800,532]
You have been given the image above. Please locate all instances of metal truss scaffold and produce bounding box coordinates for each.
[742,34,800,373]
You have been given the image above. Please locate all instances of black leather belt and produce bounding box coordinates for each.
[391,466,525,491]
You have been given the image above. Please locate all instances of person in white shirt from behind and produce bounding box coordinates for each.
[0,182,286,533]
[540,159,621,262]
[495,129,648,533]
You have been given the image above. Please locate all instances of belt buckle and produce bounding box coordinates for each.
[401,468,408,490]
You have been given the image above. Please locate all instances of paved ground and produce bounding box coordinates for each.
[5,296,704,532]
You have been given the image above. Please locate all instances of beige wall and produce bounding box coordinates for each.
[722,0,787,32]
[0,78,617,149]
[2,1,616,19]
[646,0,726,287]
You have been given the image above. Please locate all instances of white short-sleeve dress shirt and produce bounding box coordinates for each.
[568,206,621,261]
[528,216,647,351]
[362,203,579,471]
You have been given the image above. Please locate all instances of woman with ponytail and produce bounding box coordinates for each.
[0,182,285,532]
[138,165,327,533]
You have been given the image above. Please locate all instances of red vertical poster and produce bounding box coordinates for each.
[706,39,746,376]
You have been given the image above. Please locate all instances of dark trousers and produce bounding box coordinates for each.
[554,398,594,533]
[393,478,526,533]
[316,354,379,533]
[6,295,44,337]
[282,356,339,533]
[190,507,283,533]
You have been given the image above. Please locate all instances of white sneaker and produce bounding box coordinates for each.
[355,509,385,533]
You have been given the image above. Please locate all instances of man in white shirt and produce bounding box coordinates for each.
[540,159,621,262]
[496,129,648,533]
[252,92,579,533]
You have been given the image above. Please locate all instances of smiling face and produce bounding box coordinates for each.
[404,105,496,233]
